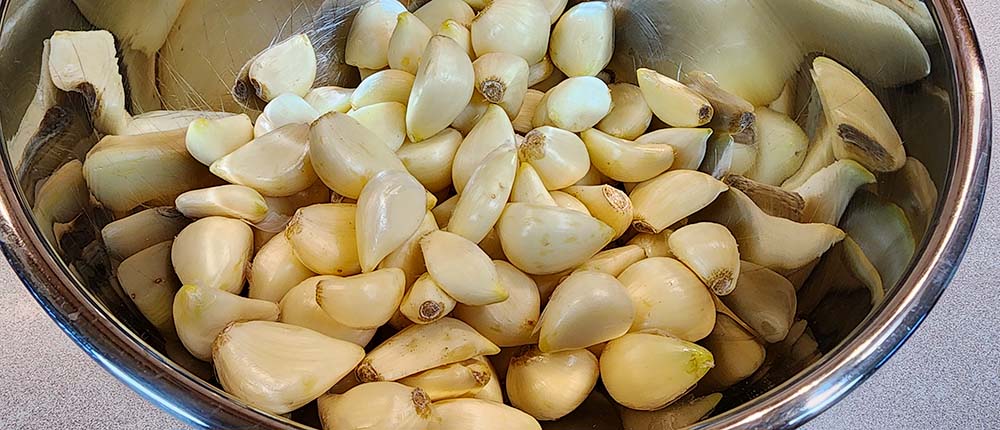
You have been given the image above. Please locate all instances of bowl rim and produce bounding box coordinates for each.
[0,0,990,429]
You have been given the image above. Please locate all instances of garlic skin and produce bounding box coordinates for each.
[253,93,321,137]
[173,284,279,361]
[597,83,653,141]
[397,128,464,192]
[471,0,550,64]
[352,69,416,108]
[185,114,254,166]
[348,101,408,152]
[118,241,180,337]
[744,107,808,186]
[506,347,599,421]
[171,217,252,294]
[497,203,615,275]
[549,1,614,77]
[357,318,500,382]
[210,123,317,198]
[318,382,434,430]
[574,245,646,277]
[380,211,440,287]
[174,185,268,223]
[668,222,741,296]
[356,170,426,272]
[305,86,354,116]
[700,132,758,179]
[316,269,406,329]
[435,398,542,430]
[285,204,361,276]
[620,393,723,430]
[840,191,916,289]
[102,207,190,260]
[454,260,541,346]
[580,128,676,183]
[399,359,492,400]
[400,273,458,324]
[519,126,591,190]
[448,147,518,243]
[637,68,713,128]
[537,271,634,353]
[795,160,876,225]
[452,104,518,193]
[545,77,612,132]
[630,170,729,234]
[722,261,797,343]
[635,128,713,171]
[562,185,633,239]
[618,257,716,341]
[278,277,377,346]
[214,321,365,414]
[600,332,715,411]
[309,112,407,199]
[407,35,476,142]
[421,230,507,305]
[346,0,408,69]
[48,31,130,135]
[514,89,546,133]
[236,34,316,109]
[473,52,530,118]
[416,0,476,29]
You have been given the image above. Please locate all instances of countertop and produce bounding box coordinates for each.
[2,2,999,429]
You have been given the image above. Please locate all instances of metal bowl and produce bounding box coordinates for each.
[0,0,989,428]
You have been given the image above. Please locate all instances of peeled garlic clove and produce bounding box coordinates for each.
[574,245,645,277]
[171,217,252,294]
[278,277,377,346]
[174,185,268,223]
[721,261,797,343]
[380,211,439,287]
[317,269,406,329]
[601,332,714,411]
[305,86,354,116]
[400,273,458,324]
[448,147,518,243]
[597,83,653,141]
[545,77,612,132]
[102,207,190,260]
[421,230,507,305]
[573,164,613,187]
[781,118,837,190]
[550,191,590,215]
[473,53,530,118]
[699,132,757,179]
[437,19,475,59]
[452,104,517,193]
[407,35,475,142]
[511,163,558,206]
[513,89,545,134]
[358,318,500,382]
[310,112,406,199]
[416,0,475,34]
[185,114,254,166]
[506,346,599,421]
[519,126,591,190]
[173,284,279,361]
[471,0,550,64]
[813,57,906,172]
[435,398,542,430]
[234,34,316,110]
[214,321,365,414]
[353,69,416,109]
[795,160,876,225]
[118,241,180,337]
[743,107,808,186]
[879,156,938,236]
[549,1,614,77]
[399,359,491,401]
[528,56,555,88]
[840,190,915,288]
[635,128,713,171]
[637,68,713,128]
[537,271,634,352]
[386,13,433,75]
[318,382,433,430]
[347,102,408,152]
[619,257,716,341]
[285,204,361,276]
[355,170,425,272]
[346,0,408,69]
[620,393,723,430]
[498,203,615,275]
[454,260,540,346]
[666,222,740,296]
[698,313,765,391]
[210,123,317,197]
[627,230,673,259]
[799,235,885,316]
[581,129,675,183]
[432,195,460,227]
[630,170,728,234]
[397,128,463,192]
[562,185,633,239]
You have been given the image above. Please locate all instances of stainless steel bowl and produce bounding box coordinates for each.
[0,0,989,428]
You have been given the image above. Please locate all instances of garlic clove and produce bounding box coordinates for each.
[399,358,492,401]
[698,313,765,391]
[574,245,646,277]
[437,19,476,60]
[798,235,885,316]
[636,68,713,128]
[454,260,541,347]
[511,163,558,206]
[48,31,130,135]
[352,69,416,109]
[173,284,279,361]
[448,147,518,243]
[537,271,634,353]
[743,107,808,186]
[278,276,377,347]
[471,0,550,64]
[185,114,254,166]
[432,194,460,227]
[667,222,740,296]
[549,1,614,77]
[285,203,361,276]
[506,346,599,421]
[309,112,407,199]
[497,203,615,275]
[581,129,675,183]
[210,123,317,197]
[781,118,838,190]
[213,321,364,414]
[346,0,408,69]
[620,393,723,430]
[102,207,190,260]
[573,164,614,187]
[451,93,491,135]
[434,398,542,430]
[550,191,591,215]
[473,52,530,118]
[600,332,714,411]
[407,35,476,142]
[519,126,591,190]
[356,170,426,272]
[635,128,713,171]
[316,269,406,329]
[562,185,633,239]
[513,89,546,134]
[400,273,458,325]
[305,86,354,116]
[627,229,674,259]
[397,128,464,192]
[545,77,612,132]
[348,101,408,152]
[597,83,653,141]
[721,261,797,343]
[472,357,504,402]
[452,104,517,193]
[630,170,728,234]
[318,382,433,430]
[175,185,268,223]
[619,257,716,341]
[171,217,252,294]
[234,34,316,109]
[118,241,180,338]
[421,230,507,305]
[252,181,332,234]
[357,317,500,382]
[379,211,440,287]
[699,132,757,179]
[253,93,321,137]
[415,0,476,33]
[388,12,434,75]
[794,160,876,225]
[840,190,915,289]
[528,56,556,87]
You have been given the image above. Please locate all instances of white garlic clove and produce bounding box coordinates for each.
[173,284,279,361]
[561,185,632,239]
[473,52,530,118]
[451,93,492,135]
[794,160,876,225]
[627,229,674,259]
[102,207,190,260]
[840,190,915,289]
[253,93,321,136]
[635,128,713,171]
[511,163,558,206]
[352,69,416,109]
[388,12,434,75]
[513,89,546,134]
[637,68,713,128]
[545,77,612,132]
[471,0,550,64]
[574,245,645,277]
[397,128,464,192]
[600,332,715,411]
[118,241,180,338]
[309,112,406,199]
[668,222,741,296]
[573,164,614,187]
[251,181,332,234]
[399,359,492,401]
[471,357,504,402]
[185,114,254,166]
[400,273,458,324]
[437,19,476,60]
[452,104,518,193]
[497,203,615,275]
[448,147,518,243]
[407,35,476,142]
[597,83,653,141]
[348,101,408,152]
[549,1,614,77]
[699,132,758,179]
[285,203,361,276]
[171,217,252,294]
[233,34,316,109]
[356,170,426,272]
[519,126,591,190]
[744,107,809,186]
[432,194,460,227]
[550,191,591,215]
[318,382,433,430]
[537,271,634,353]
[619,257,716,341]
[210,123,317,198]
[421,230,507,305]
[781,118,838,190]
[415,0,476,31]
[305,86,354,116]
[278,276,377,346]
[580,128,675,183]
[174,185,268,223]
[630,170,728,234]
[316,269,406,329]
[346,0,408,69]
[454,260,541,347]
[506,346,599,421]
[379,211,440,287]
[434,398,542,430]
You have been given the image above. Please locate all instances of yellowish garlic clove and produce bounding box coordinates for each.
[452,104,518,193]
[210,123,317,197]
[399,358,492,401]
[447,147,518,243]
[619,257,716,341]
[781,118,838,190]
[346,0,408,69]
[438,19,476,60]
[743,107,808,186]
[400,273,458,325]
[214,321,365,414]
[794,159,876,225]
[473,53,530,118]
[48,31,130,135]
[379,211,439,287]
[511,163,558,206]
[580,129,675,183]
[514,89,546,133]
[309,112,406,199]
[454,260,541,347]
[421,230,507,305]
[318,382,433,430]
[635,128,713,171]
[388,12,433,75]
[879,156,938,236]
[407,35,476,142]
[316,269,406,329]
[347,101,408,152]
[537,271,634,353]
[721,261,797,343]
[173,284,279,361]
[356,170,426,272]
[352,69,416,109]
[667,222,740,296]
[600,332,714,411]
[285,204,361,276]
[449,93,489,135]
[434,398,542,430]
[549,1,614,77]
[497,203,615,275]
[798,235,885,316]
[357,317,500,382]
[102,207,190,260]
[171,217,252,294]
[251,181,333,234]
[305,86,354,116]
[118,241,180,338]
[415,0,475,30]
[519,126,591,190]
[528,56,556,87]
[597,83,653,141]
[278,277,377,347]
[550,191,591,215]
[620,393,723,430]
[630,170,728,234]
[637,68,714,128]
[545,77,612,132]
[574,245,646,277]
[627,229,674,259]
[562,185,634,239]
[478,228,507,260]
[185,114,254,166]
[698,313,766,391]
[506,346,600,421]
[397,128,464,192]
[174,185,268,223]
[471,0,550,64]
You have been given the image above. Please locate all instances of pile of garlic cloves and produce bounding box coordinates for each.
[19,0,942,428]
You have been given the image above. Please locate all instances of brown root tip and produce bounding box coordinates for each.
[837,124,895,171]
[411,388,432,417]
[602,186,632,213]
[699,105,713,122]
[709,270,736,295]
[518,130,546,161]
[734,111,755,134]
[418,301,443,321]
[471,370,491,386]
[479,79,507,104]
[632,220,657,234]
[355,361,381,382]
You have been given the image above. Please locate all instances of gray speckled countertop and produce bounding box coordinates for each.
[2,2,999,429]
